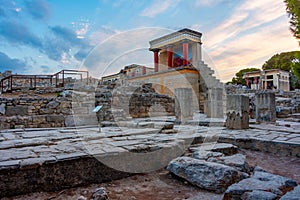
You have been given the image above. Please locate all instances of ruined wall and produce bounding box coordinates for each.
[0,83,175,129]
[96,83,175,121]
[0,97,73,129]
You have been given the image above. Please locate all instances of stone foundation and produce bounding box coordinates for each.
[0,155,131,197]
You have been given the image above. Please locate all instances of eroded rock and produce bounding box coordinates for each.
[90,187,109,200]
[241,190,277,200]
[167,156,248,193]
[207,154,251,173]
[192,150,224,160]
[224,170,297,199]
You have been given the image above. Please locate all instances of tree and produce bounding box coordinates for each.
[291,58,300,79]
[229,68,260,85]
[262,51,300,71]
[284,0,300,43]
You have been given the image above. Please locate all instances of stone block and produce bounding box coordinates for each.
[46,115,65,123]
[175,88,193,122]
[226,95,249,129]
[64,115,75,127]
[255,92,276,123]
[167,156,247,193]
[0,103,5,115]
[224,170,297,199]
[206,88,224,118]
[207,153,251,173]
[73,114,98,126]
[6,105,28,116]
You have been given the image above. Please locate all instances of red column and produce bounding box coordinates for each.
[245,79,250,88]
[142,66,146,75]
[62,70,64,87]
[183,42,189,65]
[153,49,159,72]
[167,47,173,69]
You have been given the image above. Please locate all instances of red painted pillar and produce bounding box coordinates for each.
[245,79,250,88]
[142,66,146,75]
[183,42,189,65]
[153,49,159,72]
[62,70,64,87]
[167,47,173,69]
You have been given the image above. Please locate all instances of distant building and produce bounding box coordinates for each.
[243,69,290,91]
[101,64,154,84]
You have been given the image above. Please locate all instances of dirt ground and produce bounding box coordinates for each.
[2,149,300,200]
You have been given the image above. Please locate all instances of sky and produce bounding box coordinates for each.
[0,0,299,82]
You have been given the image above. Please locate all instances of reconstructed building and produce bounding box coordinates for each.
[243,69,290,91]
[102,28,224,117]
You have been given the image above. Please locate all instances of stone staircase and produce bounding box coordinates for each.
[194,61,224,89]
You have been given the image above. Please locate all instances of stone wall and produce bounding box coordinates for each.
[0,96,73,129]
[96,83,175,121]
[0,83,175,129]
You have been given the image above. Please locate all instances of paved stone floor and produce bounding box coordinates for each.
[0,122,299,197]
[1,123,299,169]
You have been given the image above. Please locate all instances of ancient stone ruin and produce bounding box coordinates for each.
[0,28,300,199]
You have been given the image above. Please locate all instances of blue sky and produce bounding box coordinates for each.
[0,0,299,82]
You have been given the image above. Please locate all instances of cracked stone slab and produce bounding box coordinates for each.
[0,149,37,161]
[189,143,238,156]
[0,160,20,169]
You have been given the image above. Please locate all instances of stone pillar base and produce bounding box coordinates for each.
[226,95,249,129]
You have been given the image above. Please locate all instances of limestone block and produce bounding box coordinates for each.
[226,95,249,129]
[206,88,224,118]
[167,156,247,193]
[46,114,65,123]
[224,171,297,199]
[175,88,193,122]
[0,103,5,115]
[207,153,251,173]
[255,92,276,123]
[6,105,28,116]
[46,100,59,109]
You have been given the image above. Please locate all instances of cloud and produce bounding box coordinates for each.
[207,17,299,82]
[140,0,180,18]
[198,0,299,82]
[50,26,82,44]
[0,20,42,47]
[195,0,224,7]
[83,27,173,78]
[0,52,27,73]
[40,65,50,73]
[40,26,92,63]
[205,0,286,49]
[74,49,91,61]
[89,26,119,46]
[24,0,50,21]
